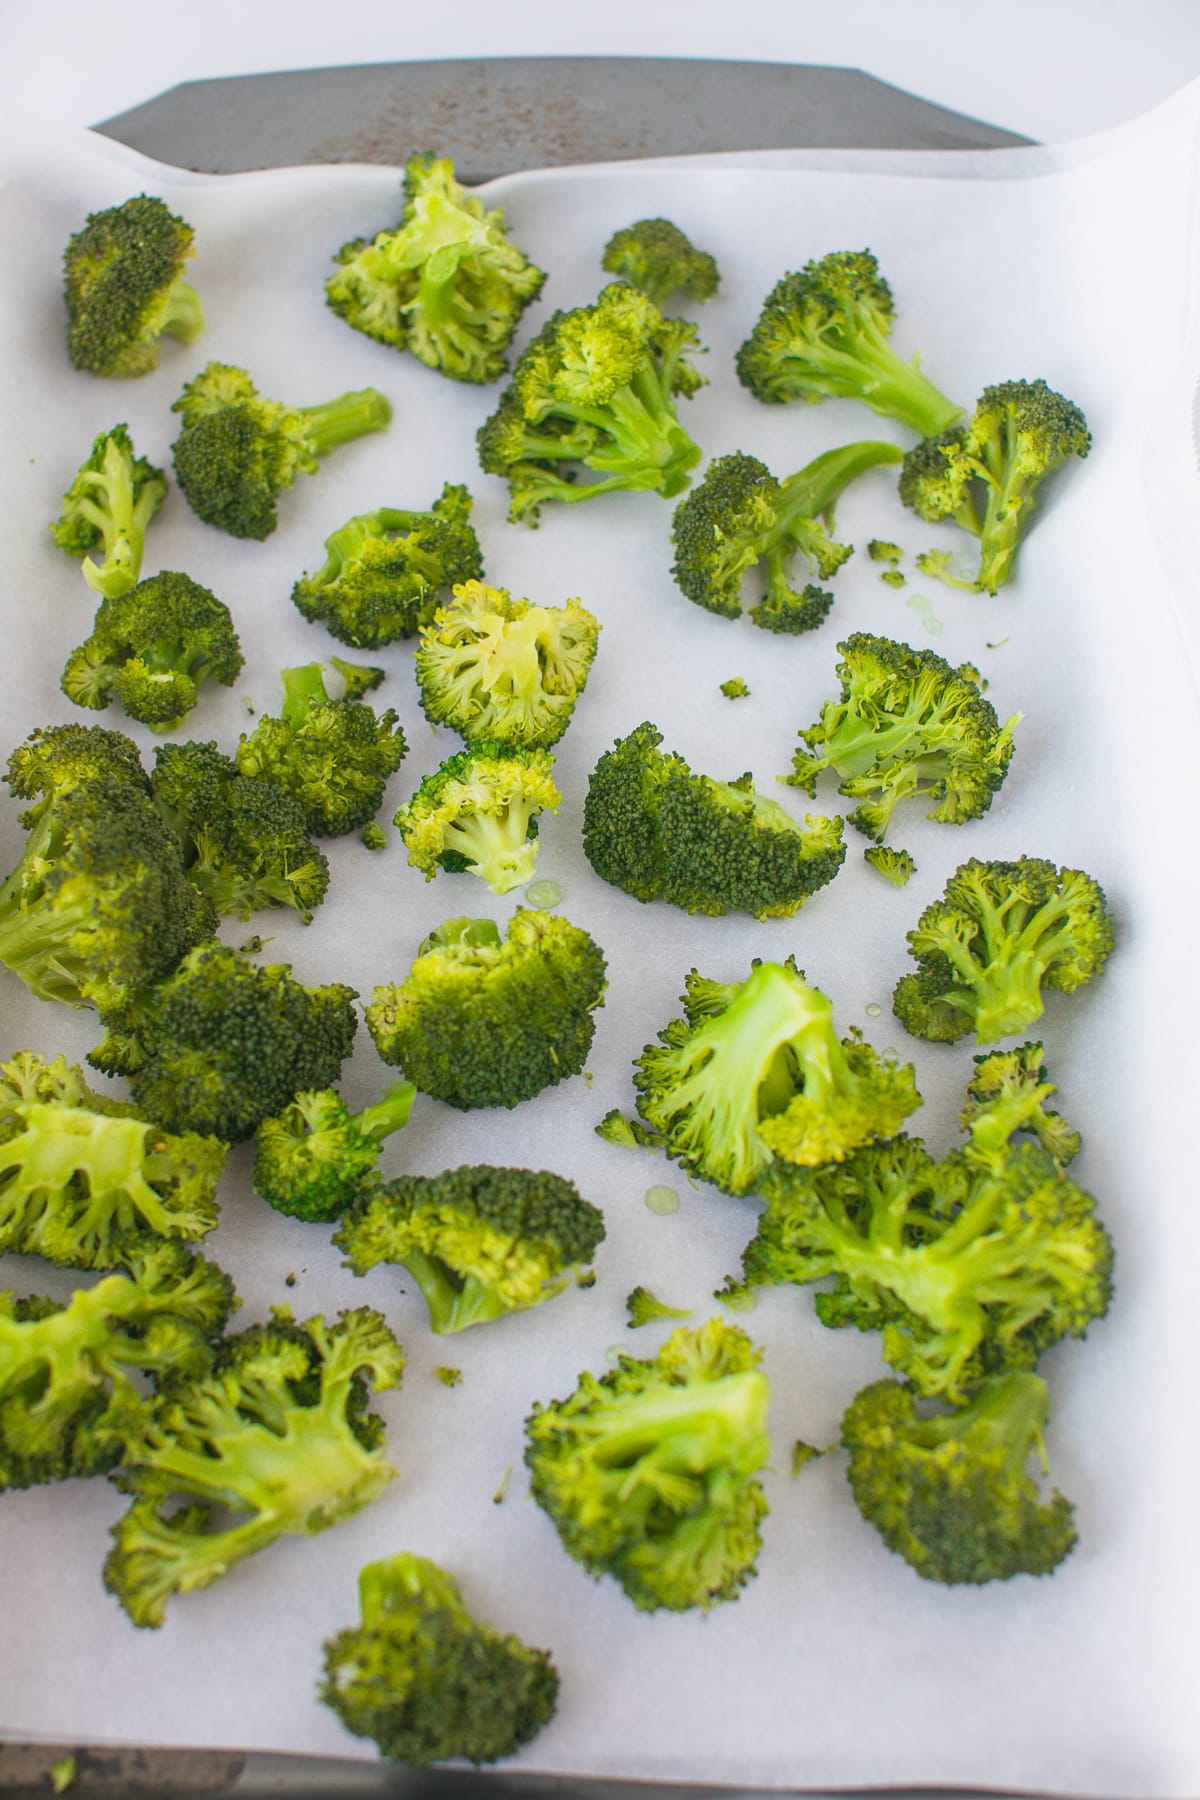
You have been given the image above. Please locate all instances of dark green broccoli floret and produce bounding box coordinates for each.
[171,362,391,540]
[864,845,916,886]
[62,194,204,378]
[477,283,705,522]
[6,722,150,826]
[582,721,845,919]
[524,1317,770,1613]
[320,1552,559,1765]
[735,251,961,437]
[366,911,606,1111]
[252,1081,417,1223]
[959,1040,1082,1172]
[236,662,406,838]
[841,1374,1077,1584]
[892,856,1115,1046]
[394,743,560,895]
[61,570,244,734]
[0,1240,235,1492]
[50,423,167,599]
[103,1307,405,1627]
[625,1286,693,1328]
[670,443,902,634]
[291,487,485,649]
[413,580,601,748]
[601,217,719,309]
[787,633,1019,841]
[899,380,1091,593]
[326,150,547,383]
[336,1164,605,1334]
[633,959,920,1197]
[151,740,330,924]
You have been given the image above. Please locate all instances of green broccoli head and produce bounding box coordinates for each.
[863,845,916,886]
[252,1081,417,1223]
[171,362,392,540]
[6,721,150,826]
[892,856,1115,1046]
[320,1551,560,1765]
[633,959,920,1197]
[523,1317,770,1612]
[787,633,1019,841]
[62,194,204,378]
[734,250,961,436]
[366,910,606,1110]
[394,743,560,895]
[336,1163,605,1334]
[582,722,845,919]
[50,423,167,599]
[326,150,547,382]
[413,579,601,748]
[291,487,485,650]
[601,217,719,309]
[841,1374,1077,1584]
[897,426,978,530]
[61,571,244,734]
[103,1307,405,1627]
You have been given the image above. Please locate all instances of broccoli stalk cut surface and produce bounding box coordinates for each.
[892,856,1115,1046]
[336,1164,605,1334]
[524,1317,770,1613]
[394,743,560,895]
[50,424,167,599]
[320,1552,560,1765]
[61,571,244,734]
[326,151,547,382]
[104,1308,405,1627]
[62,194,204,378]
[253,1081,417,1223]
[842,1373,1077,1584]
[601,217,719,309]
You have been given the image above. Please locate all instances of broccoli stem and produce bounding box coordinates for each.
[279,662,334,725]
[776,441,904,524]
[298,390,394,459]
[439,806,540,893]
[570,1372,767,1484]
[401,1249,540,1334]
[160,280,205,346]
[354,1081,417,1143]
[798,325,960,438]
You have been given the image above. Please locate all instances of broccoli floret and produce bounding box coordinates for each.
[61,571,244,734]
[291,487,485,649]
[477,283,705,522]
[899,381,1090,592]
[867,540,903,563]
[892,856,1115,1046]
[62,194,204,378]
[413,580,601,748]
[252,1081,417,1223]
[50,424,167,599]
[104,1307,405,1627]
[336,1164,605,1334]
[582,721,845,918]
[735,251,961,437]
[841,1374,1077,1584]
[787,633,1019,841]
[366,911,606,1111]
[326,150,547,383]
[103,940,358,1143]
[236,662,406,838]
[6,722,150,826]
[625,1286,693,1328]
[524,1317,769,1613]
[719,677,750,700]
[320,1552,559,1765]
[959,1040,1082,1172]
[171,362,392,540]
[0,1050,227,1266]
[670,443,902,634]
[0,1240,235,1492]
[864,845,916,886]
[595,1109,663,1150]
[394,743,560,895]
[601,217,719,309]
[151,740,330,924]
[633,959,920,1197]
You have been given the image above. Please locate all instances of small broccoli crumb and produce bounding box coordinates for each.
[244,696,256,714]
[51,1754,78,1794]
[626,1286,693,1328]
[285,1272,297,1288]
[904,592,943,636]
[644,1184,680,1216]
[720,677,750,700]
[361,821,387,850]
[525,878,562,909]
[493,1464,512,1504]
[867,540,903,563]
[791,1440,827,1477]
[238,935,270,954]
[864,845,917,886]
[879,568,907,588]
[987,636,1011,650]
[435,1366,463,1388]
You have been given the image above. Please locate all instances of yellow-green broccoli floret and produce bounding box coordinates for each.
[625,1286,693,1328]
[50,423,167,599]
[601,217,719,309]
[252,1081,417,1223]
[62,194,204,378]
[959,1040,1082,1172]
[864,845,916,886]
[394,743,560,895]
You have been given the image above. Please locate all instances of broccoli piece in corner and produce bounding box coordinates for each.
[103,1307,405,1627]
[413,579,601,748]
[253,1081,417,1223]
[670,443,902,635]
[366,911,606,1111]
[62,194,204,378]
[582,720,845,919]
[336,1164,605,1334]
[841,1373,1077,1584]
[524,1317,770,1613]
[601,217,719,310]
[320,1552,560,1765]
[326,150,547,383]
[394,743,560,896]
[735,250,961,437]
[50,424,167,599]
[171,362,392,540]
[892,856,1115,1046]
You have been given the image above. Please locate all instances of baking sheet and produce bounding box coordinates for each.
[1,80,1199,1799]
